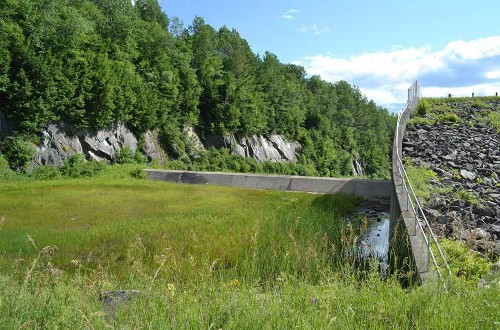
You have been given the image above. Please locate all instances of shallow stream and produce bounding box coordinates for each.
[353,200,391,275]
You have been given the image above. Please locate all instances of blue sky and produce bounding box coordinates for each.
[160,0,500,111]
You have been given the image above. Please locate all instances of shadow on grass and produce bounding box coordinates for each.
[309,193,363,216]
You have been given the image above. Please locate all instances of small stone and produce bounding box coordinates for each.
[460,169,476,181]
[100,290,143,316]
[471,228,489,240]
[423,208,441,221]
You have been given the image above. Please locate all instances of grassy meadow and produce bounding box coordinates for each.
[0,165,499,329]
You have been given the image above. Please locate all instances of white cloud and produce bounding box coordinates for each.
[423,83,500,98]
[296,36,500,111]
[282,9,300,19]
[485,70,500,80]
[296,24,330,35]
[296,26,307,33]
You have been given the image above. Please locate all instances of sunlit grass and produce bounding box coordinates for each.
[0,166,498,328]
[0,166,363,284]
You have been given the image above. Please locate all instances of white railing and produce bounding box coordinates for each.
[394,81,453,289]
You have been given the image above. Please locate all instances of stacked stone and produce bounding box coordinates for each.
[403,101,500,256]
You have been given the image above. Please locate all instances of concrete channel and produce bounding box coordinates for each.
[145,169,392,200]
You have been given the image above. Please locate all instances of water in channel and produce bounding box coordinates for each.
[353,200,391,276]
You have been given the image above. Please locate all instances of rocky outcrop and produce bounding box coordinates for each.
[205,134,301,163]
[80,123,138,162]
[33,122,166,166]
[403,100,500,256]
[142,130,168,164]
[183,126,205,157]
[35,124,83,166]
[352,158,364,177]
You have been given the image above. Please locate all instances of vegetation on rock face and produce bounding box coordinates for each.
[0,0,395,178]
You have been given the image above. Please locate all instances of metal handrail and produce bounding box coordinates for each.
[394,81,453,289]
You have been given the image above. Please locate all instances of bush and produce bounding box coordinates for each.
[416,99,429,117]
[61,154,105,178]
[455,189,481,207]
[471,100,490,109]
[130,167,147,179]
[0,155,14,180]
[134,150,148,164]
[114,147,135,164]
[31,166,62,180]
[438,239,492,283]
[438,112,460,123]
[0,135,35,171]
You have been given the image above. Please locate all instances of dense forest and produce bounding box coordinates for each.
[0,0,396,178]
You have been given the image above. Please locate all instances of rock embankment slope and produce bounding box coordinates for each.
[403,99,500,256]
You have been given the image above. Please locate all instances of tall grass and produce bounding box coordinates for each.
[1,235,498,329]
[0,169,364,285]
[0,167,498,328]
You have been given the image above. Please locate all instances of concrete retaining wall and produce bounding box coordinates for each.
[145,169,391,200]
[390,89,433,283]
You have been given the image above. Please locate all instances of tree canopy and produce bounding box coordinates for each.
[0,0,396,178]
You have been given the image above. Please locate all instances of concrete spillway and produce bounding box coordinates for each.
[145,169,391,200]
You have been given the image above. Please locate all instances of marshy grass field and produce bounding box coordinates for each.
[0,165,499,329]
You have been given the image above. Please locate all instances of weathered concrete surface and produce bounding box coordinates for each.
[145,169,391,200]
[390,86,433,283]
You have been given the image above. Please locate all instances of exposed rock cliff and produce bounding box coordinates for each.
[183,126,206,157]
[205,134,302,163]
[32,122,166,167]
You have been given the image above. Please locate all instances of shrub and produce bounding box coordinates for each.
[115,147,135,164]
[438,112,460,123]
[0,135,35,171]
[416,99,429,117]
[134,150,148,164]
[130,167,147,179]
[31,166,62,180]
[61,154,105,178]
[438,239,492,283]
[455,189,481,207]
[0,155,14,180]
[404,160,438,200]
[471,100,490,109]
[487,111,500,132]
[408,116,435,126]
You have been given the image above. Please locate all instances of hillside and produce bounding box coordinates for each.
[0,0,395,178]
[403,97,500,257]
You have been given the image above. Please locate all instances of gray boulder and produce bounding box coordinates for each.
[80,123,137,161]
[205,134,301,163]
[100,290,143,317]
[183,126,205,156]
[460,169,476,181]
[34,124,83,167]
[142,130,168,164]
